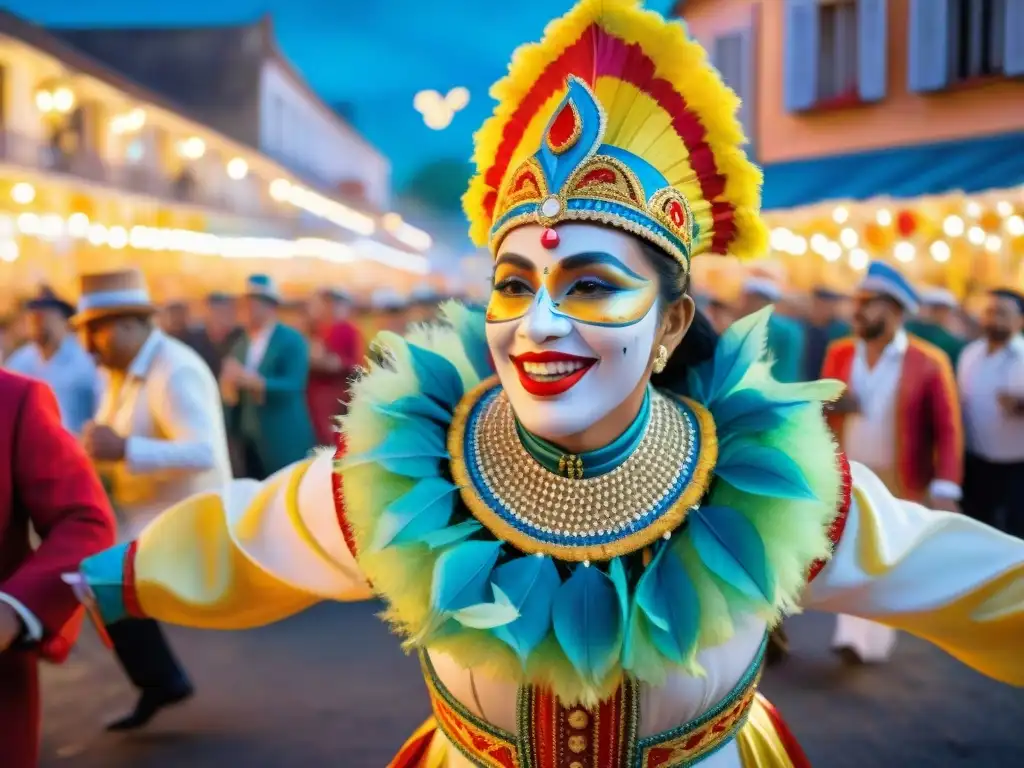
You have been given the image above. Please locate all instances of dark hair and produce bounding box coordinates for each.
[637,240,720,396]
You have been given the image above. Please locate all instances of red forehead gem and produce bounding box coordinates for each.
[540,228,560,249]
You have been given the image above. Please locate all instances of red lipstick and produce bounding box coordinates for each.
[510,351,596,397]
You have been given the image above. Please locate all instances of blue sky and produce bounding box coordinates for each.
[9,0,678,210]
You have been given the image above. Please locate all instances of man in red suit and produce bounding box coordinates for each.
[821,261,962,665]
[0,370,117,768]
[823,261,963,507]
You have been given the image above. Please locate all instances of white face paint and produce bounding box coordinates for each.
[486,223,662,441]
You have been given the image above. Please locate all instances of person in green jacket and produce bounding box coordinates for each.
[741,277,807,383]
[906,288,967,368]
[803,287,851,380]
[221,274,315,480]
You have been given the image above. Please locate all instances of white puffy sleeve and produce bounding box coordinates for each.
[81,447,373,629]
[805,462,1024,686]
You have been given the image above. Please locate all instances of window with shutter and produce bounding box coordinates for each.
[786,0,889,112]
[1007,0,1024,75]
[948,0,1009,81]
[818,0,859,101]
[713,26,757,157]
[909,0,1016,91]
[784,0,820,111]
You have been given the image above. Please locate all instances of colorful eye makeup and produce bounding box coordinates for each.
[487,251,658,327]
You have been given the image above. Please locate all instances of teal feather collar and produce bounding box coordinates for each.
[337,303,845,705]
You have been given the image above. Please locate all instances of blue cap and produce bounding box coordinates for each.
[245,274,280,304]
[859,261,919,313]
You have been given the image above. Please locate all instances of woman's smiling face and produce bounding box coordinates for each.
[485,223,662,441]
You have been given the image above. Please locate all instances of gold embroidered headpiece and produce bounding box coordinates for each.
[463,0,767,272]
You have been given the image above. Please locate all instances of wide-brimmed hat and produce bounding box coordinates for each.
[70,269,156,328]
[25,286,75,319]
[243,274,280,304]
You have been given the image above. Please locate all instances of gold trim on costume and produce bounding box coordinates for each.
[636,669,762,767]
[418,646,762,768]
[448,378,717,562]
[565,154,646,208]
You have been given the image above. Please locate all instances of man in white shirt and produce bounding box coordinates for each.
[74,269,233,731]
[5,287,99,435]
[822,262,964,664]
[958,288,1024,538]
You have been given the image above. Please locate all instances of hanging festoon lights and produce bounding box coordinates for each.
[763,187,1023,284]
[0,210,430,274]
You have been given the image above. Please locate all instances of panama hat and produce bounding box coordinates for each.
[70,269,156,327]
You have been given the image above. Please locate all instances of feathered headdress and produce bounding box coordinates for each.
[463,0,766,271]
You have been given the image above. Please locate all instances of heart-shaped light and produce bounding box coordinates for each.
[445,87,470,112]
[413,89,445,116]
[423,109,453,130]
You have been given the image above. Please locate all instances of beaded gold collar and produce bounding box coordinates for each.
[448,378,717,562]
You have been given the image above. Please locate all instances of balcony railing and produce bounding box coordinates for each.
[0,128,292,224]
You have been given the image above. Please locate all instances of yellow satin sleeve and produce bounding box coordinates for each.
[735,696,799,768]
[807,462,1024,686]
[133,448,372,629]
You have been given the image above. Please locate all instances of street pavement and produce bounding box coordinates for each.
[41,601,1024,767]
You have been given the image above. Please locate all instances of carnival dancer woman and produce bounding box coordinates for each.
[70,2,1024,766]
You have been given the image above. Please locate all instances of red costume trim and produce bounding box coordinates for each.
[807,450,852,583]
[122,540,144,618]
[522,679,639,768]
[483,24,737,255]
[332,431,359,559]
[755,694,812,768]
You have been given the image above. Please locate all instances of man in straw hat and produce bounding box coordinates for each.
[73,268,233,730]
[6,286,99,436]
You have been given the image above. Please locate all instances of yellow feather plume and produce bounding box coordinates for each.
[463,0,767,261]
